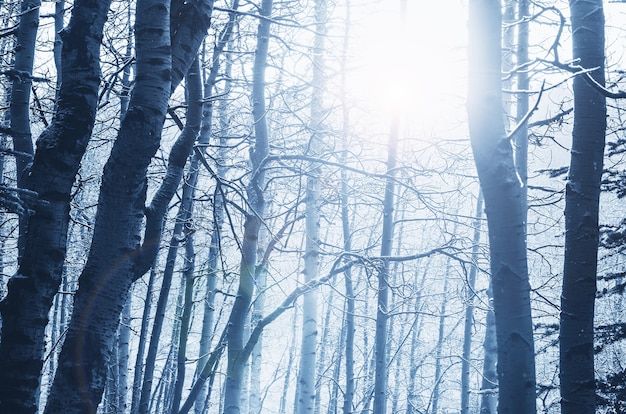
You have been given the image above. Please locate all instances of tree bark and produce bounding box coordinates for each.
[560,1,605,413]
[296,0,326,411]
[44,0,214,411]
[467,1,536,413]
[0,2,112,412]
[222,1,272,412]
[461,192,483,414]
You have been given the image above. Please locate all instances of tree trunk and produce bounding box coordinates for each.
[467,1,536,413]
[44,0,214,411]
[222,1,272,412]
[296,0,326,411]
[10,0,39,187]
[560,1,605,413]
[480,283,497,414]
[130,266,158,414]
[461,193,483,414]
[0,2,112,412]
[373,112,399,414]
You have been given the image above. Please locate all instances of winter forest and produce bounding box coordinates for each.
[0,0,625,413]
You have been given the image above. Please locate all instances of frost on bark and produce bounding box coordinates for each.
[560,1,606,413]
[467,1,536,413]
[0,1,112,412]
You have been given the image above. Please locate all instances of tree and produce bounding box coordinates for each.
[0,2,113,411]
[560,1,606,412]
[43,0,214,411]
[467,1,536,413]
[222,1,272,412]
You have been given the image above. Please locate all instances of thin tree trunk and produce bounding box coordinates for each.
[479,283,497,414]
[296,0,326,411]
[431,258,452,414]
[130,266,158,414]
[339,3,354,413]
[279,309,299,414]
[467,1,536,412]
[461,192,483,414]
[222,1,272,412]
[373,113,399,414]
[560,1,605,413]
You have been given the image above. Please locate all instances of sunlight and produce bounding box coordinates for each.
[348,1,468,133]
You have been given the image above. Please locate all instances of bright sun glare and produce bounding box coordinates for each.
[349,1,468,134]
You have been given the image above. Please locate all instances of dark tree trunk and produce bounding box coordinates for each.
[560,1,606,413]
[0,2,112,412]
[467,1,536,413]
[44,0,214,411]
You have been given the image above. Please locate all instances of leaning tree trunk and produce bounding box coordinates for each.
[0,1,112,412]
[560,1,606,413]
[222,1,272,412]
[44,0,214,411]
[467,1,536,413]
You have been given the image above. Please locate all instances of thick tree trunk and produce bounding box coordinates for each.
[560,1,605,413]
[44,0,214,411]
[0,2,112,412]
[222,1,272,412]
[467,1,536,413]
[44,1,172,411]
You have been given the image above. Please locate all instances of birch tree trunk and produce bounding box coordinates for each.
[222,1,272,412]
[0,2,112,412]
[560,1,606,412]
[467,1,536,413]
[296,0,326,411]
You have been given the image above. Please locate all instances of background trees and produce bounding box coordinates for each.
[0,1,625,413]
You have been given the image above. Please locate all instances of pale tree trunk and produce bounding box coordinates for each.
[406,264,429,414]
[296,0,326,411]
[279,309,299,414]
[339,3,354,414]
[461,192,483,414]
[560,1,605,413]
[222,1,272,412]
[249,253,267,414]
[431,257,452,414]
[467,1,536,412]
[480,284,497,414]
[0,2,112,412]
[44,0,215,411]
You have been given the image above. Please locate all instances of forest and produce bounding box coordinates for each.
[0,0,624,413]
